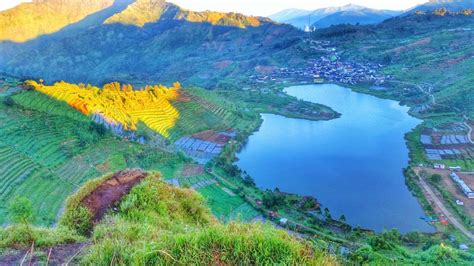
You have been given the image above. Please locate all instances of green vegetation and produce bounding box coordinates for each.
[2,173,337,265]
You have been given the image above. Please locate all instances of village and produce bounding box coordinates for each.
[249,40,390,86]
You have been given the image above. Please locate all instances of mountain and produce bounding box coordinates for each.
[103,0,266,28]
[314,8,401,28]
[268,8,313,23]
[269,4,401,29]
[408,0,474,13]
[0,0,115,42]
[0,0,300,87]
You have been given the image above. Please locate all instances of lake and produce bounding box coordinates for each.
[236,84,434,233]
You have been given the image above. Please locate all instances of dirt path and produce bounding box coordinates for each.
[416,170,474,242]
[81,169,148,223]
[0,242,89,266]
[463,116,474,144]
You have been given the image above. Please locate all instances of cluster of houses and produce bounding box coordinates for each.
[248,45,389,86]
[306,56,388,85]
[450,172,474,199]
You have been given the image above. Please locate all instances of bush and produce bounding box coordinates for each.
[430,174,442,184]
[9,197,33,224]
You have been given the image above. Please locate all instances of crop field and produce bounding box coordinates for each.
[198,184,259,222]
[419,123,474,170]
[0,80,264,226]
[28,81,181,138]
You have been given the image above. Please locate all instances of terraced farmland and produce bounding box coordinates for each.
[28,80,181,138]
[0,90,187,225]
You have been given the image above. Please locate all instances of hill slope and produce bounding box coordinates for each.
[0,0,299,87]
[314,9,400,28]
[0,171,337,265]
[0,0,115,42]
[409,0,474,13]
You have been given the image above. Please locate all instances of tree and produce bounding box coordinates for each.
[9,197,33,224]
[339,214,346,223]
[2,96,15,107]
[430,174,442,184]
[324,208,331,220]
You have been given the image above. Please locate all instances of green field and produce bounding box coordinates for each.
[0,90,192,225]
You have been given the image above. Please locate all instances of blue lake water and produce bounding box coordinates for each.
[236,84,434,233]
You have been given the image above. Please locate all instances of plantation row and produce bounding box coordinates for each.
[28,80,182,138]
[198,183,259,222]
[0,91,144,225]
[169,101,229,140]
[0,142,77,225]
[188,94,235,123]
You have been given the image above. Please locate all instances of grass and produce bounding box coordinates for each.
[198,184,259,222]
[79,174,337,265]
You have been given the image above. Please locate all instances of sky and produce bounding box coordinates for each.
[0,0,427,15]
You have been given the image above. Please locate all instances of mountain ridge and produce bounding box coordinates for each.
[269,4,402,29]
[0,0,300,87]
[0,0,115,42]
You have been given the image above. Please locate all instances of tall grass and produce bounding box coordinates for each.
[81,175,337,265]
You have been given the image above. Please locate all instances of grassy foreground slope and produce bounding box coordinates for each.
[1,172,337,265]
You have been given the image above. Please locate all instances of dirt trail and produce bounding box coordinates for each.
[0,242,89,266]
[415,168,474,242]
[463,116,474,144]
[81,169,148,222]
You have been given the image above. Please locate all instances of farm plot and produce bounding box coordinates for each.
[198,184,258,222]
[0,143,77,225]
[175,130,236,164]
[181,164,205,177]
[420,124,474,162]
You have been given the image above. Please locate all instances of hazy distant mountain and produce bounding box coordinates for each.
[408,0,474,13]
[314,8,401,28]
[0,0,301,87]
[268,9,313,24]
[269,4,401,29]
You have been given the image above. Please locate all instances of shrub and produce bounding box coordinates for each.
[8,196,33,224]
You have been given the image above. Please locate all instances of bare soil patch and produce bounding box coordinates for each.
[0,242,89,266]
[181,164,205,177]
[192,130,231,145]
[81,169,148,223]
[422,168,474,219]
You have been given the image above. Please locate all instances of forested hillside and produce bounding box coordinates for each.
[0,0,301,88]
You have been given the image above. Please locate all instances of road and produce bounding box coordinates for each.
[417,171,474,242]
